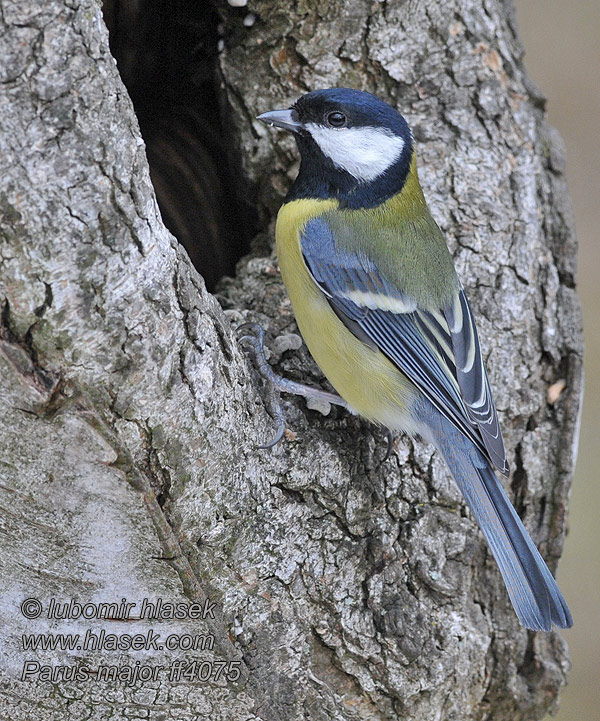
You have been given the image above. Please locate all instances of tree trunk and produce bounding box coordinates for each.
[0,1,582,720]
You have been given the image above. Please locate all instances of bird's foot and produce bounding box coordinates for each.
[239,323,395,461]
[238,322,348,448]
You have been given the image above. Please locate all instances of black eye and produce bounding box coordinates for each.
[326,111,346,128]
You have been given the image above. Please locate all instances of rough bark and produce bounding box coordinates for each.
[0,1,582,720]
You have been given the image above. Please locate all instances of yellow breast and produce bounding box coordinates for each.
[275,199,417,430]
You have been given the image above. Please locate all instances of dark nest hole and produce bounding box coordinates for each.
[102,0,256,292]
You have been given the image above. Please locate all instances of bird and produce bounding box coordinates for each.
[255,87,572,631]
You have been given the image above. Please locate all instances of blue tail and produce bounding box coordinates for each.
[425,410,572,630]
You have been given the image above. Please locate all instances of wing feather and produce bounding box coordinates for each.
[445,288,508,475]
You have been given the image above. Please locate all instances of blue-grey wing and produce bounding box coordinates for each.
[300,216,507,474]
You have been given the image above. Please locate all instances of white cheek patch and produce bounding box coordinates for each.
[305,123,405,182]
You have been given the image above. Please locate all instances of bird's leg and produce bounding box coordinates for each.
[238,323,349,448]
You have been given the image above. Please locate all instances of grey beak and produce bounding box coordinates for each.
[257,108,302,133]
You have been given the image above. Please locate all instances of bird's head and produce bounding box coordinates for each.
[258,88,415,208]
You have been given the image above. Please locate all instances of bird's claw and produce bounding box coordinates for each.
[257,417,285,449]
[381,428,394,464]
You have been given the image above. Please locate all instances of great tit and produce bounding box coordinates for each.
[257,87,572,631]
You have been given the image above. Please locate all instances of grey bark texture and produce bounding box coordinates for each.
[0,1,582,720]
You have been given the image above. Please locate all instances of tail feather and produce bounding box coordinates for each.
[432,425,572,630]
[461,461,571,630]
